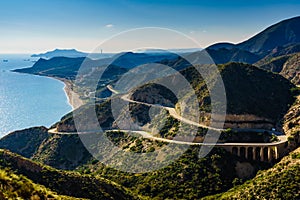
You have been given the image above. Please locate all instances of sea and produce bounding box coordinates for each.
[0,54,72,137]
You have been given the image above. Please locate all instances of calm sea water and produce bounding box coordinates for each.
[0,54,72,137]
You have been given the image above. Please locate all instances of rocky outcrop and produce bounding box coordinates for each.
[283,94,300,150]
[280,53,300,84]
[130,83,177,107]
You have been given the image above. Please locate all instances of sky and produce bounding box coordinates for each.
[0,0,300,53]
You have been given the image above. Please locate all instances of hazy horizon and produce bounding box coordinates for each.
[1,0,300,54]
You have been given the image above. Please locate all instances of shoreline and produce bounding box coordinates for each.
[55,78,84,110]
[1,69,82,136]
[13,70,84,110]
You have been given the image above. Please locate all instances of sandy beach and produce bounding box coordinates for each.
[59,78,84,110]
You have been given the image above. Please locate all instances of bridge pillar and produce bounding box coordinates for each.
[222,143,283,162]
[260,147,264,161]
[253,147,256,160]
[274,147,278,160]
[268,147,272,162]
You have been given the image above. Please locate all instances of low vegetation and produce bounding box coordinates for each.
[0,126,50,158]
[78,145,271,199]
[204,147,300,200]
[0,149,135,200]
[0,167,77,199]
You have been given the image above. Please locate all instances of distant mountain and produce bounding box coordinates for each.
[206,42,235,50]
[111,51,178,68]
[31,49,88,58]
[206,48,261,64]
[15,52,179,80]
[14,57,87,79]
[237,16,300,55]
[206,16,300,64]
[134,48,202,54]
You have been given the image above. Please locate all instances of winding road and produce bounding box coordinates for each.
[48,128,287,147]
[120,94,223,132]
[48,85,288,147]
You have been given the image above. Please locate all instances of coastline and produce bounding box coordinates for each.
[13,69,84,110]
[57,78,84,110]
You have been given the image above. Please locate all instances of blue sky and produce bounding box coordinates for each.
[1,0,300,53]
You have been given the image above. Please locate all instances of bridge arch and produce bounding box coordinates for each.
[247,147,253,160]
[224,145,281,162]
[255,147,261,161]
[232,147,238,156]
[263,147,268,162]
[240,147,246,159]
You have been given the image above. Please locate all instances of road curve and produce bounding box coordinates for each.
[48,128,287,147]
[107,84,222,131]
[120,94,223,132]
[52,85,287,146]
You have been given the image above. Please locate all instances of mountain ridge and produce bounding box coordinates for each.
[206,16,300,64]
[31,49,88,58]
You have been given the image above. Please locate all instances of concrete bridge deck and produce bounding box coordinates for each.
[48,128,288,163]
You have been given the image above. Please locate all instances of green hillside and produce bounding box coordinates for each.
[78,144,272,199]
[217,63,294,119]
[0,127,50,158]
[0,127,271,199]
[130,62,295,121]
[32,133,92,170]
[0,167,77,199]
[203,147,300,200]
[0,149,135,200]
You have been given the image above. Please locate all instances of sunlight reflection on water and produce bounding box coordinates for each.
[0,54,72,137]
